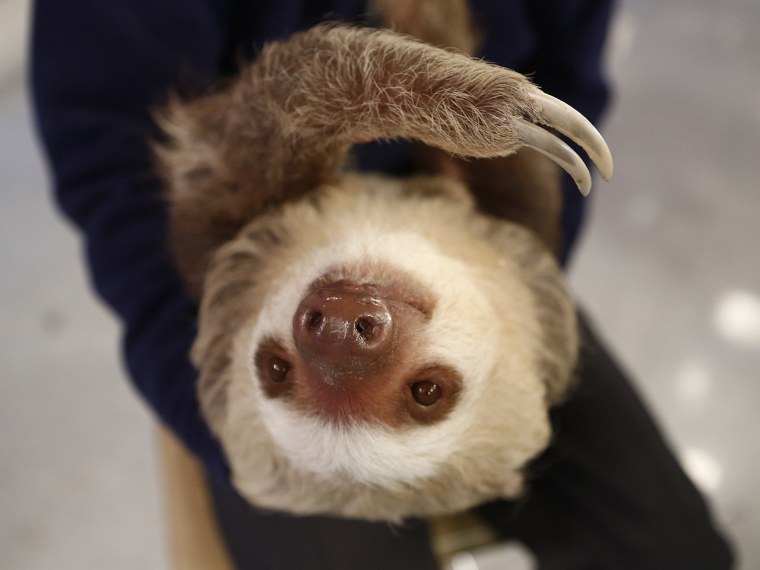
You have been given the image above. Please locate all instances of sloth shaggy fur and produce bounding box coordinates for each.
[154,14,579,521]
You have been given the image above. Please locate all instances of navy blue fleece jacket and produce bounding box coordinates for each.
[31,0,613,481]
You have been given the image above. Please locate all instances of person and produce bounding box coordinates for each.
[31,1,734,568]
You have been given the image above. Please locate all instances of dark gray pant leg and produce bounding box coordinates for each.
[208,478,439,570]
[478,312,734,570]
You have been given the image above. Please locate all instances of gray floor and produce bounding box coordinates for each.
[1,0,758,569]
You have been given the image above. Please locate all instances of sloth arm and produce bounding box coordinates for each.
[159,23,613,294]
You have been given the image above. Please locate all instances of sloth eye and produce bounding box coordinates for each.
[411,380,441,406]
[254,339,293,396]
[266,355,291,383]
[405,366,461,424]
[254,339,294,398]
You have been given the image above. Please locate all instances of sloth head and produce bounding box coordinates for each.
[191,175,577,521]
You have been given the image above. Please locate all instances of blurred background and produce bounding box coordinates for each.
[1,0,757,568]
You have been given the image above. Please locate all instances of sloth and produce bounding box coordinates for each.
[154,18,612,521]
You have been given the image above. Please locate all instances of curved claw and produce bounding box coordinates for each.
[531,91,614,182]
[516,119,592,196]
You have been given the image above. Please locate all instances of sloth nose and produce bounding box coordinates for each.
[293,288,395,373]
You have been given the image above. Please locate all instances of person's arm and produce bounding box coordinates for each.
[528,0,616,265]
[31,0,234,480]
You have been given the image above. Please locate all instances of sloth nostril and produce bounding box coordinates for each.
[354,317,375,340]
[307,311,324,330]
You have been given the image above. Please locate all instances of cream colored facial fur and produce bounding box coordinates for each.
[152,14,603,521]
[191,176,576,520]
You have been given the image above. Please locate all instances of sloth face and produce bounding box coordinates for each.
[155,21,609,521]
[249,250,500,488]
[193,177,576,520]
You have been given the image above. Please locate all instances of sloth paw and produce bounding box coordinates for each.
[515,90,613,195]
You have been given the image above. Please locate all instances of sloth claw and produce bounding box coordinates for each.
[516,119,594,196]
[517,91,614,196]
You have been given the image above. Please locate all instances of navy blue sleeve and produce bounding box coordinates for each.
[527,0,616,265]
[31,0,234,480]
